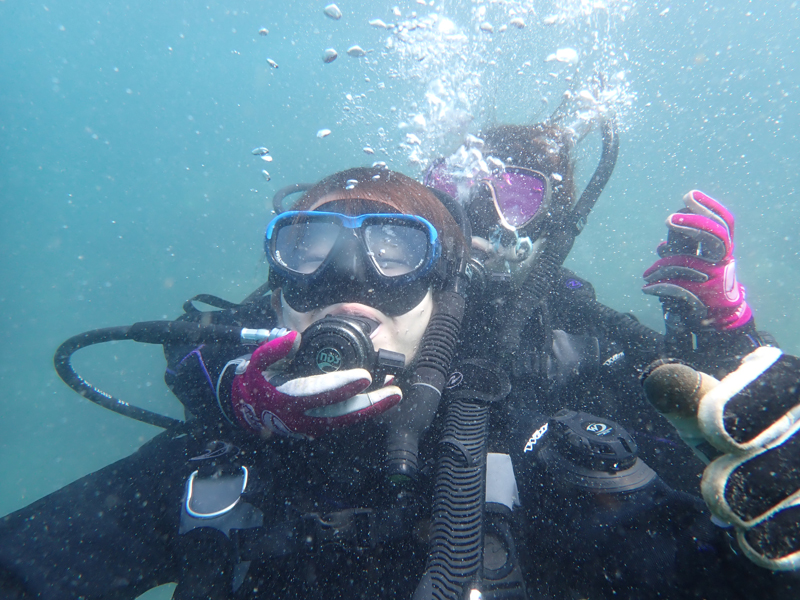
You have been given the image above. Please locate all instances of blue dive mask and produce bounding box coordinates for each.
[266,210,443,316]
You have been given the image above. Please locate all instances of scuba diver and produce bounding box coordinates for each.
[1,152,798,597]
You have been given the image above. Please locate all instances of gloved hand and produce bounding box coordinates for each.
[230,331,402,439]
[643,190,752,330]
[642,348,800,571]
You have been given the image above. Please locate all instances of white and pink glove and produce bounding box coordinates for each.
[643,190,752,330]
[228,331,402,439]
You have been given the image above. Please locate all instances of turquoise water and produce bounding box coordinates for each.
[1,1,798,594]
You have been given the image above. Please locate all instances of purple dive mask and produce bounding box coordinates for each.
[424,159,552,231]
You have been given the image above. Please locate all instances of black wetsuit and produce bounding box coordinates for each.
[0,269,795,599]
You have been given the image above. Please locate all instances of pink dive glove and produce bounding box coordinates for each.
[230,331,402,439]
[643,190,752,330]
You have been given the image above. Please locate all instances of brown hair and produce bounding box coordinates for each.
[291,166,465,266]
[481,124,576,215]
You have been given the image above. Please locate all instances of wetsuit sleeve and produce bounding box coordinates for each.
[163,300,278,424]
[0,429,198,600]
[552,268,777,380]
[549,268,664,370]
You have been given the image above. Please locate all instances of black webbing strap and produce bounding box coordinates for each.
[231,507,413,560]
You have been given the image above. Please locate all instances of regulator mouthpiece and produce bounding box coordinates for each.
[284,315,406,390]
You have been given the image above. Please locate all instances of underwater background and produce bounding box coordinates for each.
[1,1,798,596]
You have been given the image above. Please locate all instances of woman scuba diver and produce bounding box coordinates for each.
[2,157,799,599]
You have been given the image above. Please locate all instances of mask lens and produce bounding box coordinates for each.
[364,222,429,277]
[274,221,340,274]
[490,170,547,229]
[268,211,441,316]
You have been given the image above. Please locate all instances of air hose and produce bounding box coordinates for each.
[383,291,466,480]
[500,234,571,376]
[54,321,288,429]
[382,188,472,484]
[271,182,314,214]
[570,117,620,236]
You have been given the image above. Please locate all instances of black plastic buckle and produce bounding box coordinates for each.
[300,509,374,553]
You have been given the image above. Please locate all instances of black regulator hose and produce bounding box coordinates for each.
[383,292,465,481]
[54,321,288,429]
[570,116,620,236]
[271,182,314,214]
[383,189,472,484]
[52,326,176,428]
[499,231,572,376]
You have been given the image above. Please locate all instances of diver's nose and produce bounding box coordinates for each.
[329,232,369,283]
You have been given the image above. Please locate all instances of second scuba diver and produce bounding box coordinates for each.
[1,124,798,598]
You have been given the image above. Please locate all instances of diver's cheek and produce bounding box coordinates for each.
[378,291,433,366]
[278,292,318,333]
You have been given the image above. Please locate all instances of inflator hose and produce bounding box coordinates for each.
[54,321,282,429]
